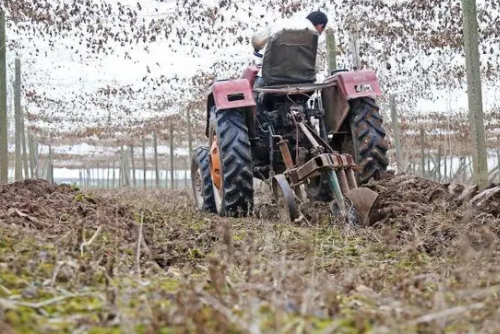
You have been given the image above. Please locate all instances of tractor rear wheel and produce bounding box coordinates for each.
[347,97,389,184]
[209,107,254,216]
[191,146,216,213]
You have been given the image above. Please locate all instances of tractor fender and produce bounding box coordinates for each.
[322,70,383,134]
[331,70,383,101]
[205,79,257,137]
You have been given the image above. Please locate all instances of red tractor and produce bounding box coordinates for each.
[191,28,388,224]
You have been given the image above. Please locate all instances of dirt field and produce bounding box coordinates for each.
[1,174,500,333]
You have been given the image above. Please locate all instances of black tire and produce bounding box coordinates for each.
[348,97,389,184]
[191,146,216,213]
[209,107,254,216]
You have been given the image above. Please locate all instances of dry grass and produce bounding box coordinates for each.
[1,176,500,333]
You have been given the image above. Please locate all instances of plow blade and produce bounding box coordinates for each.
[345,187,378,226]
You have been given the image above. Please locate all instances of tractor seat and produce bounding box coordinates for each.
[261,28,319,86]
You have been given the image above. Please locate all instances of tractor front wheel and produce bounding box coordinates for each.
[209,107,254,217]
[191,146,217,213]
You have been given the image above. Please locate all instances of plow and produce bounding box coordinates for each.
[191,27,388,224]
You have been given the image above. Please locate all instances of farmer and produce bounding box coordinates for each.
[251,10,329,88]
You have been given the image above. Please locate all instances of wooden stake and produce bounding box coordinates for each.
[0,11,8,183]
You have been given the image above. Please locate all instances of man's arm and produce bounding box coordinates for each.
[251,25,272,52]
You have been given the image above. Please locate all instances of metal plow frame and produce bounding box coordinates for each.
[269,105,378,225]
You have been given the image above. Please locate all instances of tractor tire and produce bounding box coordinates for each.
[209,107,254,217]
[348,97,389,184]
[191,146,216,213]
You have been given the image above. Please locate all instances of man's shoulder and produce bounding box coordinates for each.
[271,17,316,33]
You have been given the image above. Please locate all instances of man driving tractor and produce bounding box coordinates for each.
[251,10,329,88]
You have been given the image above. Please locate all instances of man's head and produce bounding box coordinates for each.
[306,10,328,35]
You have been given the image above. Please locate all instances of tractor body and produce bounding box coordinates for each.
[192,27,388,223]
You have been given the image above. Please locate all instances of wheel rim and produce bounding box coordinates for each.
[193,168,204,210]
[210,133,222,190]
[275,186,291,222]
[210,130,223,213]
[213,183,222,213]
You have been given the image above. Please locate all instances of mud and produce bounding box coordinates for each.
[2,175,500,264]
[0,179,140,272]
[2,177,500,333]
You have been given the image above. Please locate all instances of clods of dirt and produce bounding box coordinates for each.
[367,171,500,225]
[0,179,141,274]
[362,172,500,254]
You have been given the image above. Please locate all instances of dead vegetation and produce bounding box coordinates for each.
[1,175,500,333]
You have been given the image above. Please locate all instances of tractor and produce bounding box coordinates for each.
[191,27,388,224]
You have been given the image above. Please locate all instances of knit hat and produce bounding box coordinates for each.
[306,10,328,27]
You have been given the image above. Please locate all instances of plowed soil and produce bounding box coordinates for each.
[1,176,500,333]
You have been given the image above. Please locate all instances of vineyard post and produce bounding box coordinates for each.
[428,152,432,178]
[187,108,193,159]
[169,122,174,190]
[390,94,403,172]
[47,145,53,184]
[112,159,116,188]
[461,158,467,183]
[325,27,338,73]
[487,165,497,184]
[97,162,101,188]
[443,150,448,182]
[28,132,35,178]
[119,152,124,187]
[437,146,442,182]
[119,146,124,187]
[0,10,7,183]
[154,130,160,188]
[420,129,425,177]
[164,154,168,188]
[40,152,46,179]
[349,31,361,70]
[14,59,22,180]
[130,144,136,187]
[468,155,473,181]
[462,0,488,189]
[107,161,110,188]
[21,112,28,178]
[101,162,105,188]
[80,167,83,187]
[86,167,91,188]
[453,158,464,183]
[123,147,131,186]
[34,138,39,178]
[497,150,500,183]
[451,157,456,183]
[184,155,188,188]
[142,136,147,189]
